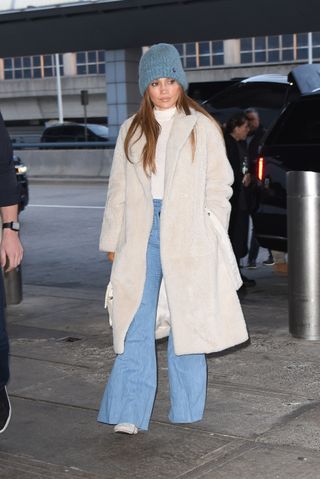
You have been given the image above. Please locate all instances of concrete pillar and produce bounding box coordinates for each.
[224,39,240,66]
[105,48,141,140]
[63,53,77,76]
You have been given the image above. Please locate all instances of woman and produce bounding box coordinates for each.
[223,113,255,287]
[98,44,248,434]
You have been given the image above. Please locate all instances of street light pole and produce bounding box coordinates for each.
[80,90,89,141]
[55,53,64,123]
[308,32,313,64]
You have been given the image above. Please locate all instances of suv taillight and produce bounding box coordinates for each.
[257,157,264,181]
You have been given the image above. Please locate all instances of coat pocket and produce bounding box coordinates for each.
[205,207,242,290]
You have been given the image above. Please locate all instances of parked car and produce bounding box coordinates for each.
[253,90,320,252]
[40,123,109,146]
[14,155,29,212]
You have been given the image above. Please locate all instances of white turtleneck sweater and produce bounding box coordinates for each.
[152,106,176,199]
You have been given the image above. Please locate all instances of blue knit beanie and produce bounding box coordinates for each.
[138,43,188,96]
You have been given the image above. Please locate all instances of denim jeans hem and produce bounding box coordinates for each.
[168,414,204,424]
[97,417,149,431]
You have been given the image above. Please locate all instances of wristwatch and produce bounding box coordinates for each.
[2,221,20,232]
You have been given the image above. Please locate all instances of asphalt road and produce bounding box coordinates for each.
[20,181,111,293]
[3,182,320,479]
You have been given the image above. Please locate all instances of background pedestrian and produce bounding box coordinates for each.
[244,108,274,268]
[224,112,255,287]
[0,112,23,434]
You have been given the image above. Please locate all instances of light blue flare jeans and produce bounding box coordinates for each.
[97,199,207,430]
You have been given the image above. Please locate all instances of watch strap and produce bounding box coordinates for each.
[2,222,20,232]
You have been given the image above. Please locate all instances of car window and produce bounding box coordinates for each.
[265,96,320,145]
[42,127,64,139]
[42,125,84,141]
[206,82,289,109]
[204,82,294,128]
[69,126,85,141]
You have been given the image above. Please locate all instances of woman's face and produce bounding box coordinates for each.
[147,78,181,110]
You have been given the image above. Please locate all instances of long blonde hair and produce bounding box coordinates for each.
[124,87,220,175]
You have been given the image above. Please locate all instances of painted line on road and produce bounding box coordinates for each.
[29,204,105,209]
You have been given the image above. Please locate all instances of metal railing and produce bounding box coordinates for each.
[12,141,116,150]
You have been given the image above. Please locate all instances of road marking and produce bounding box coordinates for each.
[29,204,104,209]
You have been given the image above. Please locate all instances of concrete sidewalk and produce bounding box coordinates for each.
[1,268,320,479]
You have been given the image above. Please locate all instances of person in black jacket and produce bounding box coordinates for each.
[224,112,255,287]
[0,112,23,434]
[244,108,274,268]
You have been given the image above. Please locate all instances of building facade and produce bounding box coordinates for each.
[0,32,319,139]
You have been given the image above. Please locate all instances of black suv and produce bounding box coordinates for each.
[202,63,320,253]
[253,86,320,252]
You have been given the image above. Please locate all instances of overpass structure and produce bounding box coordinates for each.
[0,0,319,57]
[1,0,320,136]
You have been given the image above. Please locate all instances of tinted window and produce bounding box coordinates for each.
[266,96,320,145]
[68,126,85,140]
[204,81,293,128]
[206,82,289,109]
[42,125,83,142]
[42,127,62,139]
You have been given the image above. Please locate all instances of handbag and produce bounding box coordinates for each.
[104,281,113,326]
[104,279,171,339]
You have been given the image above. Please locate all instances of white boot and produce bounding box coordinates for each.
[114,423,138,435]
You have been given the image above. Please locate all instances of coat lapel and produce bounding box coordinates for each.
[128,110,197,202]
[164,112,197,199]
[130,131,152,201]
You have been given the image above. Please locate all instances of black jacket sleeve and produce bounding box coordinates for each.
[0,111,19,207]
[224,134,242,195]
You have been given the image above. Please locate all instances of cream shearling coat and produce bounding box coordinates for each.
[100,109,249,355]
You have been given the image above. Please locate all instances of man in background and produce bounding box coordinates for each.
[245,108,274,268]
[0,111,23,434]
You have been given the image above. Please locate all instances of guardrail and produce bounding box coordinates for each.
[12,141,116,150]
[13,146,115,179]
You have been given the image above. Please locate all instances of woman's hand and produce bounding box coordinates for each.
[107,252,115,262]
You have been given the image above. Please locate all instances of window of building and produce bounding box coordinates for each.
[174,41,224,69]
[312,32,320,60]
[76,50,105,75]
[240,32,320,64]
[3,54,63,79]
[241,36,269,63]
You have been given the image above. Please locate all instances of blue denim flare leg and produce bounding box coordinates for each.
[98,199,207,430]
